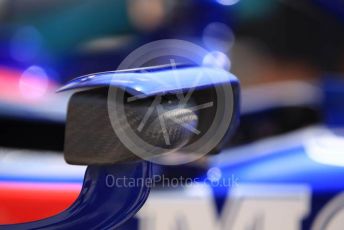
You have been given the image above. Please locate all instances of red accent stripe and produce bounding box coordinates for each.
[0,182,81,224]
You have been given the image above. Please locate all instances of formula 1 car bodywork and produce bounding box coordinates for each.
[0,65,240,229]
[1,126,344,230]
[1,68,344,230]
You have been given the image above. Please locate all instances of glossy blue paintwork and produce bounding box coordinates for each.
[215,146,344,193]
[0,161,152,230]
[57,65,238,98]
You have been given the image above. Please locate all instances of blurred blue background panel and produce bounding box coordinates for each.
[314,0,344,21]
[323,76,344,127]
[220,147,344,192]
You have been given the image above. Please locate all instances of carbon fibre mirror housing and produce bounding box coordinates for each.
[58,65,240,165]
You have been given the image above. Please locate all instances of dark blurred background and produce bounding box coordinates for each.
[0,0,343,151]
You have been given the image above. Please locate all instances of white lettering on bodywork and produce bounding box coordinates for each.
[137,184,310,230]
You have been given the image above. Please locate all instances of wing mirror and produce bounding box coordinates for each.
[1,65,239,229]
